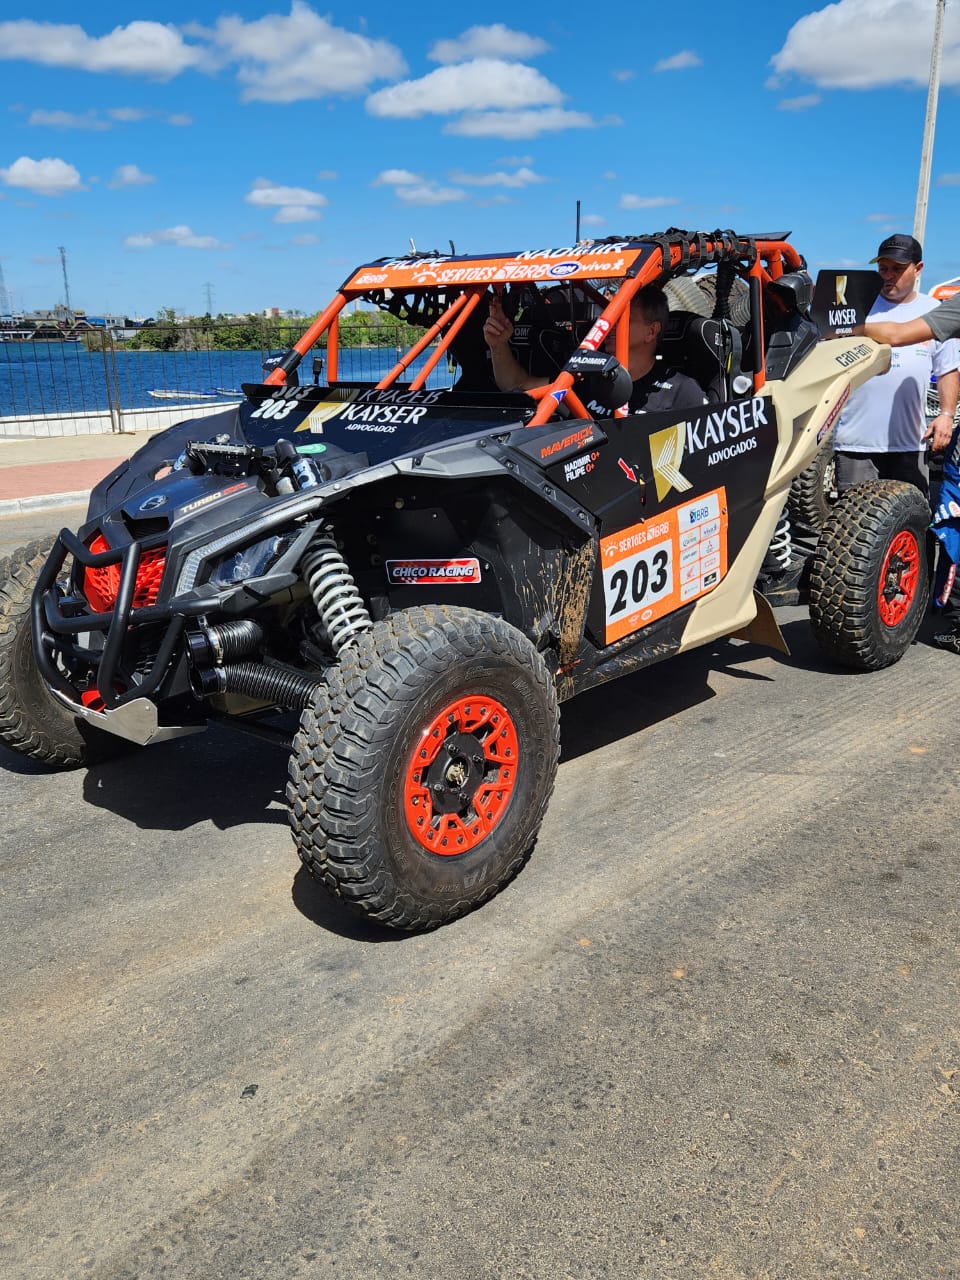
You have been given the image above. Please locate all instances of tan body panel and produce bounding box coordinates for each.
[678,337,890,651]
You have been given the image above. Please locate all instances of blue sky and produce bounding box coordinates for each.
[2,0,960,319]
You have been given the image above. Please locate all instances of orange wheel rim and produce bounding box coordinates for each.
[877,530,919,626]
[403,695,518,854]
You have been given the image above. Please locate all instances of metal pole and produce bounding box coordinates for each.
[914,0,946,245]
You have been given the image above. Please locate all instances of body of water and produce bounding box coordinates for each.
[0,341,455,420]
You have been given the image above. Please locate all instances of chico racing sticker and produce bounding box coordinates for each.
[600,487,729,643]
[386,558,482,586]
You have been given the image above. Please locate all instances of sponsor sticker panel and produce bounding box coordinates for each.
[386,558,482,586]
[600,487,728,643]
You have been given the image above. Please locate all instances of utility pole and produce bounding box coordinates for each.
[58,245,72,312]
[913,0,946,246]
[203,281,214,315]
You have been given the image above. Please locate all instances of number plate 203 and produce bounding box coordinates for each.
[600,487,728,643]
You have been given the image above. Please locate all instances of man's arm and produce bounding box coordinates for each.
[482,293,545,393]
[925,366,959,452]
[859,316,935,347]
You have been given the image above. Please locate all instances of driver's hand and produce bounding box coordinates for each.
[483,293,514,351]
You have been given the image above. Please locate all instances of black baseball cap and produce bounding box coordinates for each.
[871,233,922,264]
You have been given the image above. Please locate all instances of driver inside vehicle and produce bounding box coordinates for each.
[482,283,711,417]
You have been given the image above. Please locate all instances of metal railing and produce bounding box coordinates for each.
[0,319,442,438]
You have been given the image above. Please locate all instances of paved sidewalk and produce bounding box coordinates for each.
[0,428,161,517]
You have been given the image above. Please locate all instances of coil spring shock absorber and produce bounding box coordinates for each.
[762,505,793,575]
[300,530,373,654]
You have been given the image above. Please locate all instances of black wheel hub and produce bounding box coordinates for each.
[422,730,487,815]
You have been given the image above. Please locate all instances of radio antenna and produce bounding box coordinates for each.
[575,199,581,243]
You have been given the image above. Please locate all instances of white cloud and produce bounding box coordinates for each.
[108,107,147,122]
[777,93,821,111]
[28,109,110,130]
[272,205,321,223]
[395,184,466,206]
[771,0,960,89]
[0,19,204,78]
[206,1,406,102]
[245,177,327,226]
[373,169,465,204]
[446,108,604,139]
[653,50,702,72]
[124,225,227,249]
[367,59,562,118]
[374,169,421,186]
[0,155,84,195]
[937,174,960,186]
[448,166,545,188]
[619,194,680,209]
[290,233,321,244]
[108,164,155,188]
[612,69,635,82]
[581,213,606,226]
[428,24,549,64]
[245,178,327,209]
[166,113,193,126]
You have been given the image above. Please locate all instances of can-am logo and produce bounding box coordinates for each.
[386,558,482,585]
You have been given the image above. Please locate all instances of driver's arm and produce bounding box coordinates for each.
[483,294,545,392]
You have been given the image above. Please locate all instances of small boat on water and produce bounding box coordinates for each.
[215,387,241,396]
[147,388,220,401]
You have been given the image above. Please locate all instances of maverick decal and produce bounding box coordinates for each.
[386,558,482,585]
[600,488,729,643]
[818,384,850,444]
[649,422,692,501]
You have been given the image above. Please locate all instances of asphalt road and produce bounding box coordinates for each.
[1,507,958,1280]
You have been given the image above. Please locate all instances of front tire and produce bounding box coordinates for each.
[287,605,560,931]
[809,480,930,670]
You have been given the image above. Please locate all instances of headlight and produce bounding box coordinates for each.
[206,534,295,586]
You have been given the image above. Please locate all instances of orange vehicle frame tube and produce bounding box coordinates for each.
[376,290,475,389]
[263,292,347,386]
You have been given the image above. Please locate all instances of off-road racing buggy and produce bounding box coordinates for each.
[0,230,931,931]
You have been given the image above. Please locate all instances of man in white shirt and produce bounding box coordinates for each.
[834,233,959,498]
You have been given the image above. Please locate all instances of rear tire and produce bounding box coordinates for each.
[809,480,930,670]
[287,605,560,931]
[0,537,129,768]
[788,445,837,533]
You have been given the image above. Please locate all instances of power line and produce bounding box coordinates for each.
[58,245,71,311]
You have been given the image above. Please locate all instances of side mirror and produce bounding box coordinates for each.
[563,349,633,410]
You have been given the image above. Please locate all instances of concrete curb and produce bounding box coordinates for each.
[0,491,90,518]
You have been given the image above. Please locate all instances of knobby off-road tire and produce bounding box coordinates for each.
[0,537,127,768]
[287,605,560,931]
[788,445,837,533]
[809,480,930,670]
